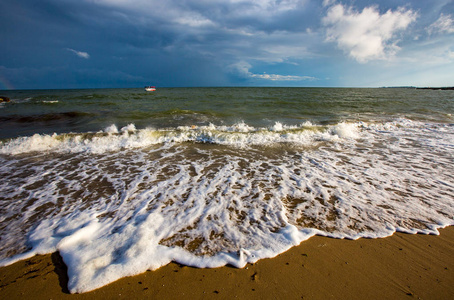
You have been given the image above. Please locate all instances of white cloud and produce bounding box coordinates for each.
[251,73,315,81]
[322,0,335,7]
[230,61,317,81]
[175,15,215,27]
[67,48,90,59]
[228,0,306,15]
[322,4,417,63]
[427,13,454,35]
[89,0,303,19]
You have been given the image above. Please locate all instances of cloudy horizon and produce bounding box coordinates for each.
[1,0,453,89]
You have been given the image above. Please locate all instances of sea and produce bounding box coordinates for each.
[0,87,453,293]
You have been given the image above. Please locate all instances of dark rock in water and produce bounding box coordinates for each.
[0,96,10,103]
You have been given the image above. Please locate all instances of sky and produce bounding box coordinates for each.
[0,0,453,89]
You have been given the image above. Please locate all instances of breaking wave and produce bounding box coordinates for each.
[0,121,361,155]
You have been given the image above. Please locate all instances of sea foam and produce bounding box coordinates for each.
[0,121,358,155]
[0,119,453,293]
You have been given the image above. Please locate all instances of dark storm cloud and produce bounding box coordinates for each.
[0,0,453,89]
[1,0,321,88]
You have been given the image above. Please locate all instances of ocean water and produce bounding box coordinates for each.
[0,87,453,293]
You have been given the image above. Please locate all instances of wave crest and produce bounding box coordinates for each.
[0,121,363,155]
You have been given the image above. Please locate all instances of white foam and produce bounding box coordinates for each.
[120,123,136,133]
[331,122,359,138]
[0,119,453,293]
[0,133,63,154]
[0,121,359,155]
[271,121,284,131]
[104,124,119,134]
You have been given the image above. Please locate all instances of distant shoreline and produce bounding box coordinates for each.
[381,86,454,90]
[416,87,454,90]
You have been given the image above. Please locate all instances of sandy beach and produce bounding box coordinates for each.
[1,226,453,299]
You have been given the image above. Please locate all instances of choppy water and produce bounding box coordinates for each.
[0,87,453,293]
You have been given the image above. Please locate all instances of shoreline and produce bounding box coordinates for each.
[1,227,453,299]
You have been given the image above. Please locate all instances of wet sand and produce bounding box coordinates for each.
[1,226,453,299]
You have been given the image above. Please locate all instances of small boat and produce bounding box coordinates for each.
[145,86,156,91]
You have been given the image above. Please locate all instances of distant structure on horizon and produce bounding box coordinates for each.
[381,86,454,90]
[416,87,454,90]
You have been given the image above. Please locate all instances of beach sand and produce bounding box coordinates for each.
[1,226,453,299]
